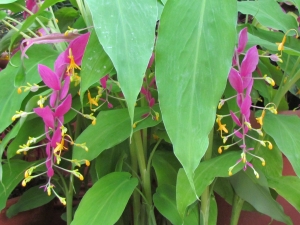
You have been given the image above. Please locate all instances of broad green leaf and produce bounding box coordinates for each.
[268,176,300,212]
[237,0,297,32]
[86,0,157,125]
[155,0,236,187]
[0,45,59,134]
[71,172,138,225]
[176,152,241,219]
[230,171,292,225]
[263,113,300,177]
[72,106,161,162]
[152,151,181,187]
[0,160,36,211]
[80,30,114,102]
[6,185,55,218]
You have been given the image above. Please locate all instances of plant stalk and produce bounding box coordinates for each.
[230,194,244,225]
[200,129,214,225]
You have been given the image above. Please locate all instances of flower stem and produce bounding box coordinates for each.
[66,174,74,225]
[230,194,244,225]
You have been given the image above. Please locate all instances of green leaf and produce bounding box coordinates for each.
[155,0,236,187]
[7,117,44,159]
[0,45,59,134]
[85,0,157,125]
[0,10,7,19]
[6,186,55,218]
[72,106,161,162]
[268,176,300,212]
[152,151,181,187]
[230,170,292,225]
[0,160,36,211]
[71,172,138,225]
[80,30,114,102]
[153,184,199,225]
[237,0,297,32]
[263,113,300,177]
[54,7,80,32]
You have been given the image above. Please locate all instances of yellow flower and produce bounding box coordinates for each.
[256,110,265,126]
[216,117,228,134]
[87,90,99,110]
[276,34,286,51]
[67,48,81,75]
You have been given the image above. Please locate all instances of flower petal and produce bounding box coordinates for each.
[34,106,54,129]
[55,94,72,117]
[60,76,70,100]
[230,111,242,126]
[67,32,90,65]
[237,27,248,54]
[240,46,258,88]
[38,64,61,90]
[228,68,243,93]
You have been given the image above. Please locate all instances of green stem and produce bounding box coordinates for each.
[66,174,74,225]
[230,194,244,225]
[133,131,156,225]
[1,19,30,38]
[200,129,214,225]
[273,68,300,107]
[130,139,141,225]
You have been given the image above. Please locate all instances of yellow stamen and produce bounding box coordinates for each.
[67,48,81,75]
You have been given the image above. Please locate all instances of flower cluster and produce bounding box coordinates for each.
[217,28,277,178]
[13,32,93,204]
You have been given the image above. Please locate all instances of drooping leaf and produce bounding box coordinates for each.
[80,30,114,102]
[152,150,181,187]
[155,0,236,187]
[263,113,300,177]
[237,0,297,32]
[85,0,157,125]
[153,184,199,225]
[0,160,37,211]
[71,172,138,225]
[72,106,161,162]
[268,176,300,212]
[6,185,55,218]
[230,170,292,225]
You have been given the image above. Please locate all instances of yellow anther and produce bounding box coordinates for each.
[85,160,90,166]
